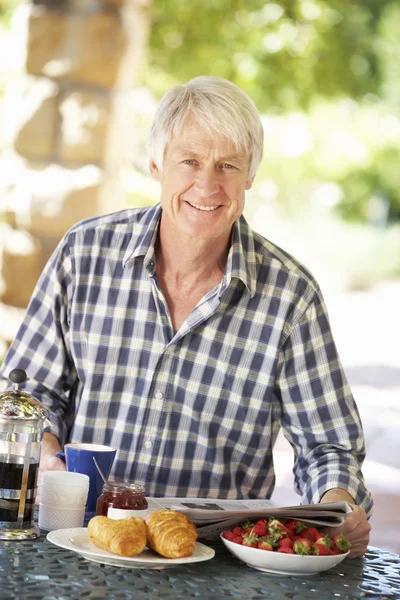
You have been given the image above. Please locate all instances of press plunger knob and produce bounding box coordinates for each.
[9,368,27,385]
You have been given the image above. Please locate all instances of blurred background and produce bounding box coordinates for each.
[0,0,399,554]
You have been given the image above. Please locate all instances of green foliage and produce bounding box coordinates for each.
[148,0,391,111]
[377,2,400,108]
[250,99,400,222]
[0,0,19,21]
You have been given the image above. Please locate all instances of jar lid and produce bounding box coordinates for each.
[103,482,146,494]
[0,369,48,423]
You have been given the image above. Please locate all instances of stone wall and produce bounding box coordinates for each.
[0,0,151,348]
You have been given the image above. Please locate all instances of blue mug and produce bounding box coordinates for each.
[56,443,116,516]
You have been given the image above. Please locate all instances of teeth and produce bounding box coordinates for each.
[188,202,219,211]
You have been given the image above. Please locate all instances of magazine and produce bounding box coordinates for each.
[146,497,353,539]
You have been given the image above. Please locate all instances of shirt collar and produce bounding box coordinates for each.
[123,203,162,272]
[225,215,258,298]
[123,204,258,297]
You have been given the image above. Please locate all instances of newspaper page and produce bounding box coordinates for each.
[146,497,352,539]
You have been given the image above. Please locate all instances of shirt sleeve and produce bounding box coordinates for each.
[0,233,77,445]
[275,289,374,518]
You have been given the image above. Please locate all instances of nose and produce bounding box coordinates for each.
[194,167,220,197]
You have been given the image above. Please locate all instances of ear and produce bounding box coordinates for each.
[149,160,162,182]
[245,175,255,191]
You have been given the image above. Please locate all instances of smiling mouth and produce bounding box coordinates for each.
[187,202,220,212]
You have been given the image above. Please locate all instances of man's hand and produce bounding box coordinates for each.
[37,432,66,502]
[320,488,371,558]
[323,505,371,558]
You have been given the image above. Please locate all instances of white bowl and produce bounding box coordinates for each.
[220,534,350,576]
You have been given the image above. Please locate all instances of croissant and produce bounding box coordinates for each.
[88,515,147,557]
[146,509,198,558]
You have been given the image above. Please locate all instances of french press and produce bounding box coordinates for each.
[0,368,49,540]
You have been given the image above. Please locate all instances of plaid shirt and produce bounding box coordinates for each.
[0,203,373,515]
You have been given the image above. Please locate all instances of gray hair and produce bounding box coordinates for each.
[148,76,264,179]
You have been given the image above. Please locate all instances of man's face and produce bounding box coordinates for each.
[150,118,254,243]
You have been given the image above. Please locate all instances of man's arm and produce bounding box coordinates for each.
[0,233,77,445]
[320,487,355,505]
[40,431,63,464]
[276,288,373,556]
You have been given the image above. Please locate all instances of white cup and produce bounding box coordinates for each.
[39,471,89,530]
[39,504,86,531]
[40,471,89,507]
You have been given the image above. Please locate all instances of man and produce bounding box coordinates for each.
[0,76,372,557]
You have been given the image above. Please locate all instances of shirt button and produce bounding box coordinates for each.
[144,439,153,449]
[154,390,163,400]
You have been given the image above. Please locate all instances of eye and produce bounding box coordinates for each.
[221,163,236,170]
[183,159,196,165]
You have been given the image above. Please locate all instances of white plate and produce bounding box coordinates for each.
[47,528,215,569]
[221,534,349,576]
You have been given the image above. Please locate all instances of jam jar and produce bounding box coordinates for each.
[96,482,148,519]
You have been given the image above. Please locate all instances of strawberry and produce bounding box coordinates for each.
[264,536,278,549]
[285,519,308,536]
[277,546,295,554]
[232,535,244,545]
[257,538,274,551]
[243,531,259,548]
[223,530,237,541]
[315,535,333,549]
[299,527,320,542]
[332,533,350,553]
[277,537,294,550]
[293,538,313,555]
[252,519,268,537]
[232,526,245,536]
[268,518,290,541]
[283,519,299,537]
[295,520,308,534]
[313,542,331,556]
